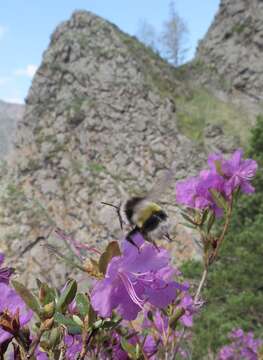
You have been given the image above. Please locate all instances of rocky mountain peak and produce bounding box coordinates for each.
[3,11,209,286]
[196,0,263,101]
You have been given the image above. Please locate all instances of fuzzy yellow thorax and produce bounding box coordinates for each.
[136,202,161,228]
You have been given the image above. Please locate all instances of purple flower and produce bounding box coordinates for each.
[207,153,224,172]
[0,283,32,343]
[221,149,258,196]
[0,253,14,285]
[35,351,49,360]
[142,309,169,344]
[64,334,82,360]
[176,149,258,216]
[217,328,262,360]
[208,150,258,196]
[110,333,129,360]
[197,170,225,216]
[176,176,200,209]
[91,234,178,320]
[143,335,158,359]
[178,294,195,327]
[176,171,225,217]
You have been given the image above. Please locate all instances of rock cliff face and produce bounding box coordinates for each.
[196,0,263,102]
[0,100,24,158]
[2,11,213,286]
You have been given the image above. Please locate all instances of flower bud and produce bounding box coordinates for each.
[43,302,55,319]
[39,286,46,304]
[40,317,54,331]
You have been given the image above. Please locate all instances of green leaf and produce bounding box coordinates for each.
[92,319,103,329]
[39,282,56,305]
[102,318,122,329]
[48,327,61,349]
[180,221,197,230]
[120,338,138,359]
[56,279,77,313]
[181,212,197,226]
[135,343,140,359]
[54,313,82,335]
[206,212,216,233]
[200,209,209,227]
[76,293,89,319]
[99,241,121,275]
[88,304,97,327]
[209,189,228,212]
[12,280,41,315]
[36,278,42,289]
[72,315,83,326]
[169,308,184,330]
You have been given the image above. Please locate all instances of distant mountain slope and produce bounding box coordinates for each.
[195,0,263,103]
[0,100,24,157]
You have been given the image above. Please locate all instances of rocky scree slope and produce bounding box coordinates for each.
[194,0,263,109]
[0,11,238,287]
[0,100,24,158]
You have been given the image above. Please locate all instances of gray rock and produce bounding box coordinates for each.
[0,11,216,287]
[195,0,263,102]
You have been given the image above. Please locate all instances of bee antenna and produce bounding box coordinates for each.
[101,201,120,210]
[101,202,124,230]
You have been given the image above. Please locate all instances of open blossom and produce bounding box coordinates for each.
[176,149,257,215]
[218,329,262,360]
[0,253,14,285]
[208,149,258,196]
[221,149,258,196]
[176,171,225,216]
[0,283,32,343]
[91,233,179,320]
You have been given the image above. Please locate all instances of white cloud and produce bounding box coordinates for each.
[0,26,7,40]
[3,97,24,104]
[14,64,37,78]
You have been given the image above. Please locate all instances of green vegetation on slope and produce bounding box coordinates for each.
[176,88,250,144]
[119,35,253,146]
[182,115,263,359]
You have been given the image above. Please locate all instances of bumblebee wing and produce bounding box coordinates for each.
[145,169,174,202]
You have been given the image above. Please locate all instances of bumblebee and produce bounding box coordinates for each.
[102,171,172,249]
[122,196,171,248]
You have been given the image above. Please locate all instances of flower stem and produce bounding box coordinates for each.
[194,268,208,304]
[209,197,234,264]
[27,328,45,359]
[129,321,149,360]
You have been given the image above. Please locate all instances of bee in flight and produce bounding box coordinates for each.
[102,171,173,249]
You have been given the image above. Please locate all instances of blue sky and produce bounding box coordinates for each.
[0,0,220,104]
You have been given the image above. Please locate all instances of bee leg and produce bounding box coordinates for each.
[163,232,173,242]
[126,228,141,252]
[152,239,160,252]
[142,232,160,252]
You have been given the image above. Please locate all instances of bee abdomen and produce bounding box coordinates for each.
[141,210,168,232]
